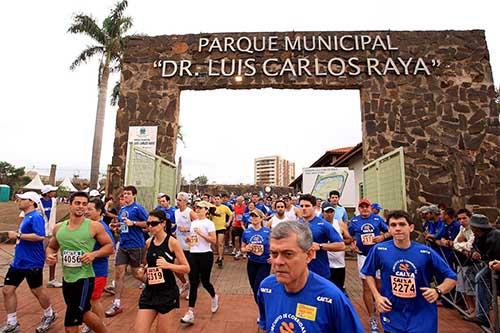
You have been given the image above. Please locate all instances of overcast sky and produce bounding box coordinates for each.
[0,0,498,184]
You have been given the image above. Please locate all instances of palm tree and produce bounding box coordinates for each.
[68,0,132,189]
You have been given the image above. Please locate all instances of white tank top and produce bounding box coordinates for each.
[327,219,345,268]
[270,214,287,228]
[284,207,298,222]
[175,207,192,250]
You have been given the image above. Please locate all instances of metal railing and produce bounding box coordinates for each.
[422,235,500,333]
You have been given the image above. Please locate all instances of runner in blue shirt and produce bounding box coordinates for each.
[348,198,390,333]
[157,194,177,233]
[258,221,363,333]
[298,194,344,279]
[106,186,148,317]
[362,210,457,333]
[241,209,271,309]
[328,190,349,223]
[1,191,57,333]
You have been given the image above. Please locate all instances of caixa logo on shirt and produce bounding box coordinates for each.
[270,313,307,333]
[316,296,332,303]
[260,287,272,294]
[361,223,375,233]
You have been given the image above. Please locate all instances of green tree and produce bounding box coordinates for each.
[68,0,132,189]
[0,161,30,199]
[191,175,208,186]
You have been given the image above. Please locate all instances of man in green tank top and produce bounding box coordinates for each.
[46,192,114,333]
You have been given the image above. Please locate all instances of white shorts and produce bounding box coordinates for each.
[357,254,380,279]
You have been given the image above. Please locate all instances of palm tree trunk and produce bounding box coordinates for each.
[89,60,110,189]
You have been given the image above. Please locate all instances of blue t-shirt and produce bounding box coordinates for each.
[246,203,268,214]
[435,220,461,263]
[92,220,115,277]
[304,216,343,278]
[118,201,148,249]
[349,213,388,256]
[12,210,46,269]
[361,241,457,333]
[242,227,271,264]
[242,212,251,229]
[423,219,443,237]
[333,205,348,222]
[40,197,53,221]
[258,272,364,333]
[156,205,177,233]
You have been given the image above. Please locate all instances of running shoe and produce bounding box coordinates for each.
[231,248,237,256]
[0,323,20,333]
[211,294,219,313]
[242,253,247,259]
[35,312,57,333]
[180,310,195,324]
[105,304,123,317]
[234,252,241,260]
[369,316,379,333]
[217,259,223,268]
[179,282,190,295]
[47,279,63,288]
[185,291,190,300]
[80,323,91,333]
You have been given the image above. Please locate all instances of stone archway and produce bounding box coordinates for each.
[110,30,499,223]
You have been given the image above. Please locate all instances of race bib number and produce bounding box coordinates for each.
[63,250,83,267]
[295,303,317,321]
[235,214,243,221]
[251,244,264,256]
[120,223,129,233]
[390,276,416,298]
[361,233,375,245]
[190,234,199,246]
[147,267,165,285]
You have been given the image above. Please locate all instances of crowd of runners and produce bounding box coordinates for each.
[1,185,499,333]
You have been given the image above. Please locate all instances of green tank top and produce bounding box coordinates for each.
[56,218,96,282]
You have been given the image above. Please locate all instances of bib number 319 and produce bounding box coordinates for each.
[147,267,165,285]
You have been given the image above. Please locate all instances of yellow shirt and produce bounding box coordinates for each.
[211,205,233,230]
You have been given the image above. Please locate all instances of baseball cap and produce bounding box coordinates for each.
[41,185,58,195]
[428,205,440,214]
[196,200,215,209]
[321,202,335,211]
[157,192,165,198]
[418,205,430,214]
[358,198,371,207]
[250,208,265,218]
[89,189,100,197]
[16,191,40,203]
[371,203,382,211]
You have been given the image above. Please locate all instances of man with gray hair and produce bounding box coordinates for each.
[257,221,363,333]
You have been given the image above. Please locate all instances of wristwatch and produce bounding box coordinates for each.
[433,287,443,297]
[16,232,21,240]
[319,243,323,250]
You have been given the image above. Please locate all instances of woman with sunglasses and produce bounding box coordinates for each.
[180,201,219,325]
[134,210,190,333]
[241,208,271,314]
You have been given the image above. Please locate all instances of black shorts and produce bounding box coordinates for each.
[232,227,243,238]
[62,278,94,327]
[216,229,226,235]
[4,266,43,289]
[139,288,180,314]
[115,247,145,267]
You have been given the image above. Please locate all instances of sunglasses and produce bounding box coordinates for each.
[147,221,162,227]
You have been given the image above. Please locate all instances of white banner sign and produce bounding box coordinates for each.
[302,167,356,207]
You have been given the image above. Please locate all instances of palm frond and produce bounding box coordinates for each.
[110,0,128,21]
[68,14,106,45]
[110,81,120,106]
[69,45,104,70]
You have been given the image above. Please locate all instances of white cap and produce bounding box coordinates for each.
[89,189,100,197]
[157,192,165,198]
[16,191,41,203]
[41,185,58,195]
